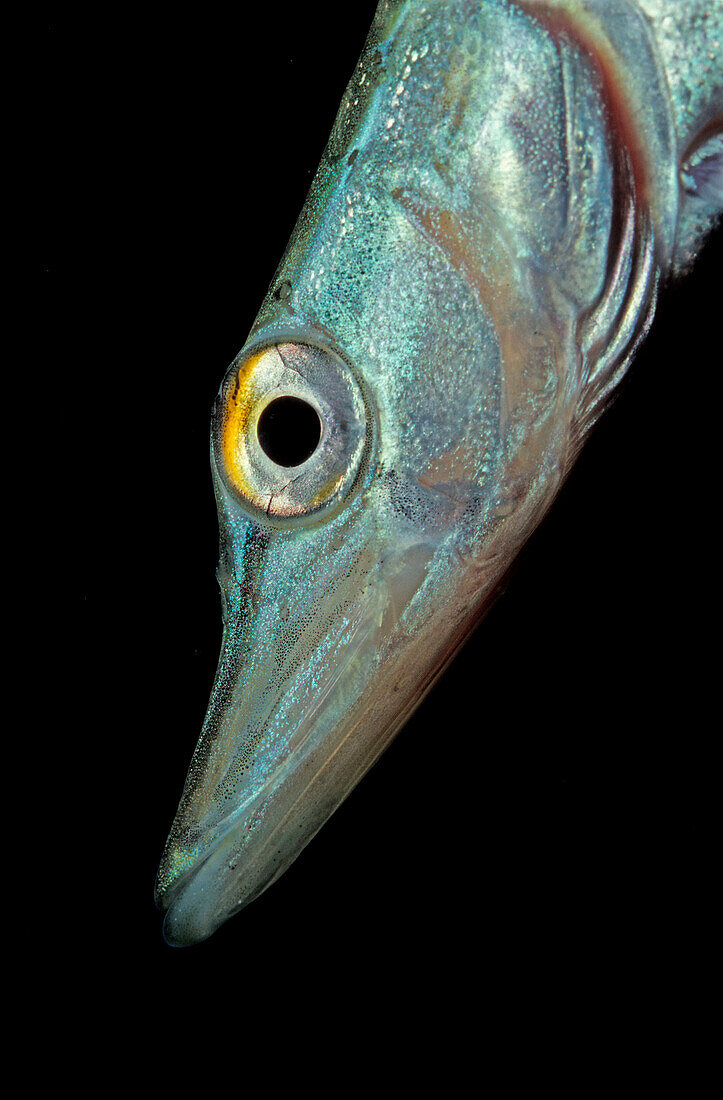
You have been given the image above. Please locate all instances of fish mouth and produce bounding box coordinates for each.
[155,842,222,947]
[154,530,445,946]
[156,688,386,947]
[156,826,283,947]
[155,562,396,945]
[155,693,360,947]
[155,710,357,945]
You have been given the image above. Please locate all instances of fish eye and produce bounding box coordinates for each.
[214,341,368,521]
[256,396,322,468]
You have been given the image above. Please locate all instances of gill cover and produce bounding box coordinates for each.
[156,0,715,944]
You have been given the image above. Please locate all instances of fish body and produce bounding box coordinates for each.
[156,0,722,945]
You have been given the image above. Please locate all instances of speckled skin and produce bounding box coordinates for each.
[638,0,722,152]
[156,0,722,945]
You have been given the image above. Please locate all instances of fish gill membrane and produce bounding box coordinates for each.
[156,0,722,945]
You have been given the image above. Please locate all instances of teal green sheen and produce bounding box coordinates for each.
[156,0,722,945]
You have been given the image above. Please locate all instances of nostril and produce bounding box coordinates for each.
[257,396,322,467]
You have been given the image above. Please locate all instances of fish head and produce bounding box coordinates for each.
[155,289,571,945]
[156,0,665,945]
[154,131,635,947]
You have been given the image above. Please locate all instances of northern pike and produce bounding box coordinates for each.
[156,0,722,945]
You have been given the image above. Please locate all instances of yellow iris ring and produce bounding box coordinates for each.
[220,350,268,501]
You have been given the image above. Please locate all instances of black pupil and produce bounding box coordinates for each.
[257,396,322,467]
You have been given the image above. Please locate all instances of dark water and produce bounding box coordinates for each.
[39,0,717,1053]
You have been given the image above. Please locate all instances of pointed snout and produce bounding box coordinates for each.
[155,501,449,944]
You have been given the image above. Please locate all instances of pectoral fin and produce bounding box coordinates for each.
[674,130,723,274]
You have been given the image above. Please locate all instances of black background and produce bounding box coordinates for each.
[39,1,717,1035]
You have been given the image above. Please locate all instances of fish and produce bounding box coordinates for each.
[156,0,723,945]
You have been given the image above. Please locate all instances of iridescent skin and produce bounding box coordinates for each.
[156,0,722,945]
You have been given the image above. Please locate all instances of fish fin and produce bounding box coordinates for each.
[682,132,723,203]
[673,129,723,276]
